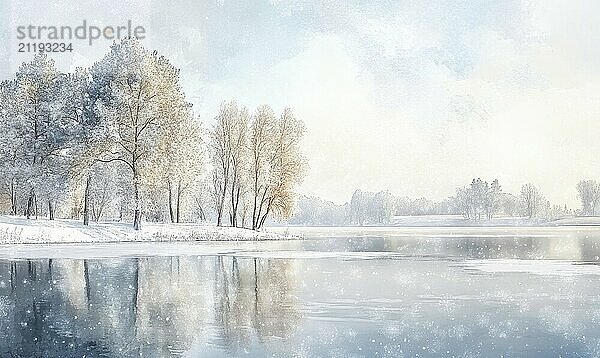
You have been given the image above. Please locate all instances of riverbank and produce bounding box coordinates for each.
[0,216,286,244]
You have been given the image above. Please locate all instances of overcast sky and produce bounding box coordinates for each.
[2,0,600,206]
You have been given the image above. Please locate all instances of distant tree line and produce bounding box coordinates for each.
[453,179,559,220]
[0,39,306,231]
[288,179,576,226]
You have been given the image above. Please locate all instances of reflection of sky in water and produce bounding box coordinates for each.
[1,230,600,357]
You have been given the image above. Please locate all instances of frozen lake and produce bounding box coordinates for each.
[1,227,600,357]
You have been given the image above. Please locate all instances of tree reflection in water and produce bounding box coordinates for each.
[0,255,301,357]
[4,233,600,357]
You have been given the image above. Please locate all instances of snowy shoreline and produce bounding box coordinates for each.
[3,214,600,245]
[0,216,293,244]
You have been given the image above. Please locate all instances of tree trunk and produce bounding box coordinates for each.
[133,188,142,231]
[217,185,227,227]
[26,188,35,219]
[133,166,142,230]
[217,176,229,226]
[253,189,267,231]
[251,179,259,230]
[232,186,241,227]
[10,180,17,215]
[133,209,141,230]
[26,192,32,219]
[196,202,205,222]
[48,200,54,220]
[168,180,175,223]
[94,205,104,222]
[230,175,239,227]
[83,175,91,226]
[119,201,125,222]
[176,182,182,224]
[258,203,272,230]
[34,192,38,219]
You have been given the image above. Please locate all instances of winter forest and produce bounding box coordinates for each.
[0,39,306,231]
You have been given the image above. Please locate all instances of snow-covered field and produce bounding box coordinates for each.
[548,216,600,226]
[0,215,286,244]
[390,214,600,227]
[460,259,600,276]
[272,224,600,240]
[391,214,543,226]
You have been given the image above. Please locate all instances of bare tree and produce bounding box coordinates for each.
[520,183,544,219]
[249,105,276,230]
[250,107,306,230]
[228,107,249,227]
[210,101,236,226]
[209,100,250,227]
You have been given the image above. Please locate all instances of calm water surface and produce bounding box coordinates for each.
[1,228,600,357]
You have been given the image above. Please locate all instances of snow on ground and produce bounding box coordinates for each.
[460,259,600,276]
[272,225,600,239]
[391,215,550,227]
[548,216,600,226]
[0,215,287,244]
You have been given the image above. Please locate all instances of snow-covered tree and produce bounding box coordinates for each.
[499,192,520,217]
[576,180,600,216]
[5,55,90,220]
[0,80,23,215]
[486,179,502,219]
[90,39,190,230]
[453,178,501,220]
[149,108,204,223]
[0,43,307,230]
[348,189,396,225]
[454,186,473,219]
[287,195,347,226]
[13,55,61,218]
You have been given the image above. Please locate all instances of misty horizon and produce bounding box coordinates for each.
[2,1,600,207]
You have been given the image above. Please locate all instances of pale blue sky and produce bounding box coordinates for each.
[2,0,600,205]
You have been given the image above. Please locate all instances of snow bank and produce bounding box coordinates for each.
[548,217,600,226]
[390,215,549,227]
[0,216,289,244]
[460,259,600,276]
[271,225,600,239]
